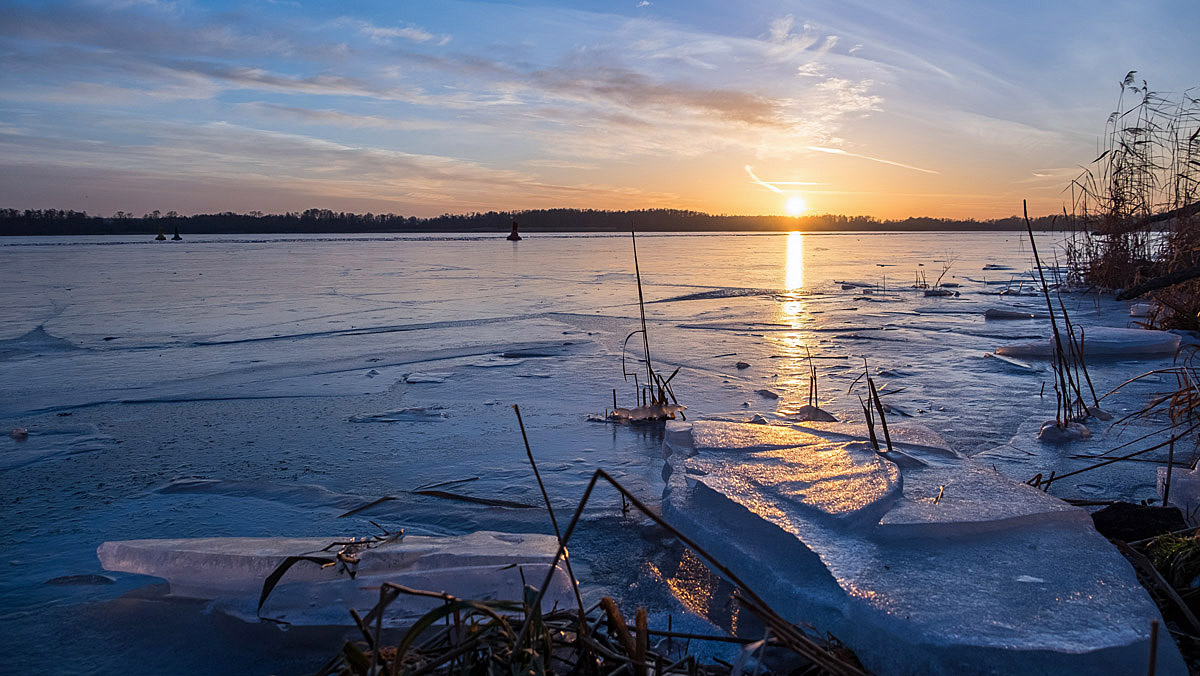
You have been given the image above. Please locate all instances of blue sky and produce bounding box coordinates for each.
[1,0,1197,218]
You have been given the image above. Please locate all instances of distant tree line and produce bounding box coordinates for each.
[0,207,1067,236]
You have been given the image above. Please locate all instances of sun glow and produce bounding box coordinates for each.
[785,196,807,216]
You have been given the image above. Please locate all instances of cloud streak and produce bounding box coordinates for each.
[745,166,823,194]
[807,146,939,174]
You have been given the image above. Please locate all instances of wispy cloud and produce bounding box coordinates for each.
[3,0,1186,217]
[745,166,823,194]
[336,18,451,46]
[807,146,939,174]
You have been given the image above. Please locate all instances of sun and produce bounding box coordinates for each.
[784,196,808,216]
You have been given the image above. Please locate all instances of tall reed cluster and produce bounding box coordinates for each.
[1066,72,1200,330]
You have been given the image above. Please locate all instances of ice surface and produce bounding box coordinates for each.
[0,423,115,470]
[662,420,1183,675]
[3,232,1182,674]
[348,407,448,422]
[98,531,575,625]
[995,326,1181,358]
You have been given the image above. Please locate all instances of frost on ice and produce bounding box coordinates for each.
[661,420,1184,676]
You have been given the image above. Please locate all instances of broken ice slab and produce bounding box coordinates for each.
[665,420,826,456]
[995,326,1180,359]
[661,420,1184,675]
[787,404,838,422]
[97,531,575,625]
[1130,302,1154,318]
[685,440,900,528]
[877,463,1089,539]
[1158,466,1200,513]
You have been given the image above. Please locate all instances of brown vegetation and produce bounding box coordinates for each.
[1065,72,1200,330]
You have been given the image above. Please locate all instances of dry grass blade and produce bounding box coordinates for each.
[521,469,868,676]
[513,403,588,621]
[257,555,336,614]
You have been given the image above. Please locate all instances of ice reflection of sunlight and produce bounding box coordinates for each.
[771,231,817,405]
[781,231,805,318]
[785,231,804,291]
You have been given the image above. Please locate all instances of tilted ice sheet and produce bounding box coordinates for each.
[662,420,1183,675]
[877,463,1088,538]
[673,422,900,527]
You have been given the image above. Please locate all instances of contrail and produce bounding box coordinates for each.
[745,165,824,193]
[807,146,939,174]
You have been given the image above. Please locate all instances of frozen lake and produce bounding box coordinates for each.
[0,231,1184,674]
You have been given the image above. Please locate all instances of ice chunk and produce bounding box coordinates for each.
[98,531,575,626]
[877,464,1089,539]
[1037,420,1091,443]
[661,419,1184,675]
[665,420,827,457]
[608,403,685,422]
[667,421,900,529]
[1158,466,1200,513]
[788,404,837,422]
[685,441,900,527]
[789,420,962,464]
[995,326,1180,359]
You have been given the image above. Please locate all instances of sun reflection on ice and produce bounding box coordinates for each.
[781,231,805,319]
[766,232,821,402]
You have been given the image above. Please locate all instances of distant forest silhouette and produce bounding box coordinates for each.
[0,207,1068,236]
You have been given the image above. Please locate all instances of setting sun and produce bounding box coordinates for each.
[785,196,808,216]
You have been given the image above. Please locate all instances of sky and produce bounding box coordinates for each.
[1,0,1197,219]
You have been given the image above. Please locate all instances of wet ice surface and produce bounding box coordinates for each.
[0,232,1192,674]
